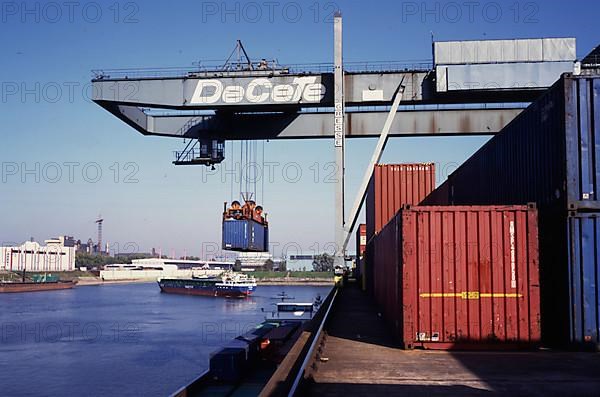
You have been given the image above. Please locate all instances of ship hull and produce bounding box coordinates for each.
[159,286,252,298]
[0,281,75,293]
[158,279,255,298]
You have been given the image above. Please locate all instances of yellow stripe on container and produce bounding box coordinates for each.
[419,291,523,299]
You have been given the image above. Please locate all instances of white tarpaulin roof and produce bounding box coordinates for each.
[434,38,576,65]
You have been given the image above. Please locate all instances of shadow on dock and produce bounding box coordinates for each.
[303,382,493,396]
[299,282,600,397]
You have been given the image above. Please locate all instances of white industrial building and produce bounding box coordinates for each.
[129,258,234,270]
[1,237,76,272]
[99,258,235,281]
[237,252,285,271]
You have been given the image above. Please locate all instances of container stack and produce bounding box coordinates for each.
[366,163,436,241]
[222,200,269,252]
[421,73,600,350]
[364,163,436,293]
[372,205,541,350]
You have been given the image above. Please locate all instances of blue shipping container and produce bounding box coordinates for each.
[567,212,600,350]
[423,73,600,210]
[523,209,600,349]
[222,219,268,252]
[421,73,600,348]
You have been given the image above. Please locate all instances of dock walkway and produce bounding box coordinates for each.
[301,283,600,397]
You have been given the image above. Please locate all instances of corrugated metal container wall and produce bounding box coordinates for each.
[366,163,435,241]
[373,216,400,328]
[355,224,367,285]
[566,213,600,349]
[433,74,600,210]
[222,219,268,252]
[372,205,541,350]
[364,240,375,294]
[356,224,367,256]
[532,210,600,349]
[421,179,451,206]
[422,74,600,348]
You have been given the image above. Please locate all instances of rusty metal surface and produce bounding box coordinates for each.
[421,74,600,348]
[105,105,524,139]
[372,205,541,349]
[366,164,435,241]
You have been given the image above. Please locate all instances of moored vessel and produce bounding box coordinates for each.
[0,273,76,293]
[158,272,257,298]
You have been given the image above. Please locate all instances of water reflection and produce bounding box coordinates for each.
[0,283,331,397]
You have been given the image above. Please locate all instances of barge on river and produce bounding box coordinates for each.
[0,274,75,293]
[158,272,257,298]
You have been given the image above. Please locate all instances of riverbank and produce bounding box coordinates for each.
[77,276,333,287]
[2,270,334,287]
[257,278,333,286]
[249,271,334,286]
[76,277,155,286]
[77,277,332,287]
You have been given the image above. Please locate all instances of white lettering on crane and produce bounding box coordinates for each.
[246,78,272,103]
[272,84,294,102]
[190,76,326,105]
[191,80,223,104]
[222,85,244,103]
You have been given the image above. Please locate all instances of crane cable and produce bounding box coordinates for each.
[230,140,234,203]
[261,140,265,206]
[239,140,243,200]
[232,139,265,205]
[253,140,258,201]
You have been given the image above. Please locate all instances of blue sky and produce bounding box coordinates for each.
[0,0,597,260]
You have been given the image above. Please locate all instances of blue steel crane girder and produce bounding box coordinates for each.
[91,70,545,110]
[91,67,541,140]
[96,101,524,139]
[92,72,411,109]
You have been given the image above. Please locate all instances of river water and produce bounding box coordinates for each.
[0,282,331,397]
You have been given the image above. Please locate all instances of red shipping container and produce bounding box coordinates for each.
[366,163,435,242]
[356,224,367,257]
[373,205,541,350]
[373,219,400,323]
[356,224,367,289]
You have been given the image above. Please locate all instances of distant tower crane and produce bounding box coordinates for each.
[95,215,104,255]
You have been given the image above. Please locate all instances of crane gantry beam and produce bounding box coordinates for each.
[97,102,524,139]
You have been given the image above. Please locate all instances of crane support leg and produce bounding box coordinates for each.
[342,80,406,252]
[333,12,345,268]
